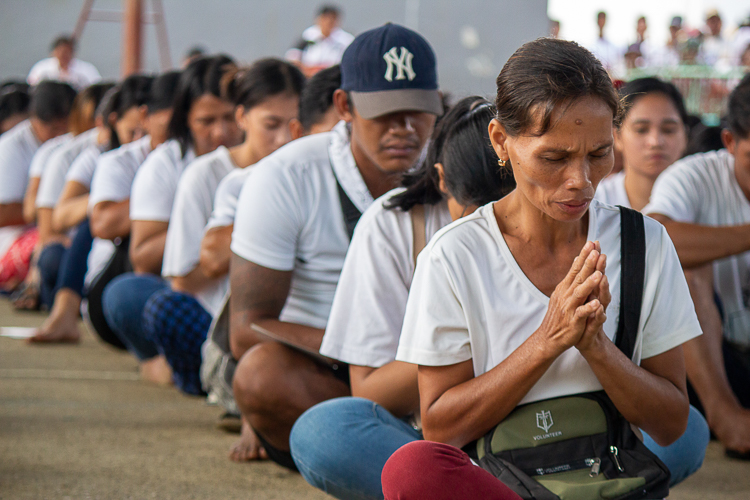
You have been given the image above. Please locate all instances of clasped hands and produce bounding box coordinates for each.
[538,240,611,357]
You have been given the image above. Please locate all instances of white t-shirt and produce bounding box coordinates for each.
[28,133,72,179]
[285,25,354,68]
[644,149,750,347]
[85,136,153,287]
[588,37,623,77]
[205,167,252,231]
[130,139,196,222]
[65,145,101,189]
[231,121,372,329]
[396,201,702,405]
[162,146,235,316]
[320,189,453,366]
[594,171,630,208]
[27,57,101,90]
[36,129,99,208]
[0,120,40,204]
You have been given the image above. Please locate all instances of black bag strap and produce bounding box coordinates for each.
[331,164,362,241]
[615,206,646,360]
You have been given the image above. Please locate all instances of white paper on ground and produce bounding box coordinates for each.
[0,327,37,339]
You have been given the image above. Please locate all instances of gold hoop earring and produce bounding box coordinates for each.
[498,159,507,167]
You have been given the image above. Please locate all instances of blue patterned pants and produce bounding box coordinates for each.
[143,289,212,395]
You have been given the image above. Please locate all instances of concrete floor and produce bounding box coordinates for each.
[0,301,748,499]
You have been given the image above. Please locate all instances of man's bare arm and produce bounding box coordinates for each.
[649,213,750,268]
[228,253,324,360]
[684,265,750,452]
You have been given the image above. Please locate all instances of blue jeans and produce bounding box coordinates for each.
[37,242,66,309]
[57,219,92,296]
[643,404,709,485]
[102,273,168,360]
[290,397,709,500]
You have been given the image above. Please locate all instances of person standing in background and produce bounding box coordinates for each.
[285,5,354,77]
[587,11,623,78]
[700,9,731,69]
[28,36,101,91]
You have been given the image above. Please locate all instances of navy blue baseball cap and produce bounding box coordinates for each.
[341,23,443,119]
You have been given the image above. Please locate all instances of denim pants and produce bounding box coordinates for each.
[102,272,168,360]
[290,397,709,500]
[37,242,66,309]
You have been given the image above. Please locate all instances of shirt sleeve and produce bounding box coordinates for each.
[162,169,213,277]
[320,204,412,367]
[65,148,98,189]
[0,137,30,204]
[230,160,303,271]
[129,151,175,222]
[640,222,703,359]
[35,151,69,208]
[396,243,473,366]
[643,160,704,223]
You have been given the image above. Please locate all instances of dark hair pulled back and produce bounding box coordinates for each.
[99,75,153,150]
[495,38,619,139]
[168,54,236,157]
[618,77,688,126]
[222,58,305,111]
[388,96,515,212]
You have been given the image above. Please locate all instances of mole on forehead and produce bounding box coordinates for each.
[575,119,583,125]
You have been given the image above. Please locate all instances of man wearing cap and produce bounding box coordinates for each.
[227,23,441,469]
[701,9,730,68]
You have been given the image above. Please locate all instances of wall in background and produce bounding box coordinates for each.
[0,0,548,98]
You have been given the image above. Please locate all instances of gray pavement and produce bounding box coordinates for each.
[0,301,747,499]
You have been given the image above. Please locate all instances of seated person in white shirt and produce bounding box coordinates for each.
[0,81,76,292]
[30,75,171,344]
[27,35,101,91]
[290,96,516,499]
[285,5,354,77]
[229,23,442,469]
[197,63,342,450]
[595,77,688,210]
[144,59,304,396]
[645,74,750,458]
[384,38,701,500]
[101,56,242,386]
[33,83,119,310]
[0,82,30,135]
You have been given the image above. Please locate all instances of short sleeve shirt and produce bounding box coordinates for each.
[644,149,750,346]
[205,167,253,231]
[162,146,235,316]
[594,171,630,208]
[36,129,99,208]
[0,120,40,204]
[320,189,453,367]
[130,139,195,222]
[230,121,372,329]
[28,133,72,179]
[396,201,702,405]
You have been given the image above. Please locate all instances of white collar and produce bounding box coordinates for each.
[328,121,373,214]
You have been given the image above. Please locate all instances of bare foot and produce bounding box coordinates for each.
[140,355,173,386]
[229,418,269,462]
[28,289,83,344]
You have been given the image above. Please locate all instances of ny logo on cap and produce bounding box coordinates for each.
[383,47,416,82]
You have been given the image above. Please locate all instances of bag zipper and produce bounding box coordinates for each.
[587,457,601,477]
[610,445,625,472]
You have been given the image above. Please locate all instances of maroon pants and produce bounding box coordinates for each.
[382,441,523,500]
